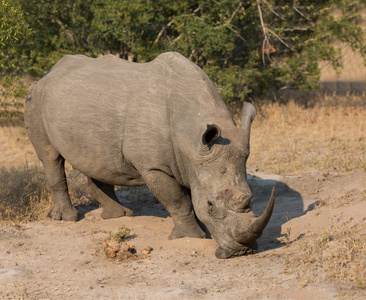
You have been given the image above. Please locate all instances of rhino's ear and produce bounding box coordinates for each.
[202,124,221,146]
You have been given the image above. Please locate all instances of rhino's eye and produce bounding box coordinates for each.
[208,201,214,212]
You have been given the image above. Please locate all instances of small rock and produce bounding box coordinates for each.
[141,246,153,255]
[103,238,120,258]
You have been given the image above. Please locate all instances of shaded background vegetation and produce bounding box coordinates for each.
[1,0,366,105]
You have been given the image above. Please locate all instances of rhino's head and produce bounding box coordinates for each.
[189,102,275,259]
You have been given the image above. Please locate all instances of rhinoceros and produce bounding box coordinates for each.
[24,52,275,259]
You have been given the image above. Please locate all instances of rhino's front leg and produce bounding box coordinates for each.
[143,171,206,239]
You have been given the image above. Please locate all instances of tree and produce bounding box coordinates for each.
[253,0,366,94]
[0,0,31,59]
[2,0,366,104]
[0,0,31,97]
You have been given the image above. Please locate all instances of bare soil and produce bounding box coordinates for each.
[1,168,365,299]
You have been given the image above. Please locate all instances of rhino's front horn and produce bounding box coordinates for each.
[233,187,275,243]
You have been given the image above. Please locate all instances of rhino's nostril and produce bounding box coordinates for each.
[241,194,253,212]
[229,193,253,213]
[243,206,251,213]
[243,194,253,204]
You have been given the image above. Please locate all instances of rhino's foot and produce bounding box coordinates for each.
[101,202,134,219]
[48,205,79,222]
[169,223,206,240]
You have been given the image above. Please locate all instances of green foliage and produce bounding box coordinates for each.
[257,0,366,93]
[0,75,27,98]
[1,0,366,104]
[1,0,31,98]
[0,0,31,56]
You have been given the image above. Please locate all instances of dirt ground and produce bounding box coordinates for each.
[0,166,365,299]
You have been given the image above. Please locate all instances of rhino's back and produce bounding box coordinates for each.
[27,52,233,186]
[26,53,206,185]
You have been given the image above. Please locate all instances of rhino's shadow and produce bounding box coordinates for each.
[115,174,310,253]
[72,179,170,219]
[115,185,170,218]
[75,174,310,253]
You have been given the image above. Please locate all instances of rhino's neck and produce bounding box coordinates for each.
[143,52,236,188]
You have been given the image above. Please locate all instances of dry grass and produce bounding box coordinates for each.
[249,100,366,174]
[0,125,88,224]
[0,124,50,223]
[286,219,366,294]
[0,164,90,223]
[0,166,52,223]
[0,127,39,169]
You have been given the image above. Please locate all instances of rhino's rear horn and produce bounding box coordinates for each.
[239,101,256,152]
[240,101,256,131]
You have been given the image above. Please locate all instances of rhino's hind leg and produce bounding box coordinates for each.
[42,152,78,221]
[25,96,78,221]
[86,178,133,219]
[143,171,206,240]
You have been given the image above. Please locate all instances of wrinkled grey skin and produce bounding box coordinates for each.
[25,52,275,259]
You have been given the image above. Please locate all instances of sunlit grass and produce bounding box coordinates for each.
[249,101,366,174]
[286,219,366,293]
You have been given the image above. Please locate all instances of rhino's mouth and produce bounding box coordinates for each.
[215,241,258,259]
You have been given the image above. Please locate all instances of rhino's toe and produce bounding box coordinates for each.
[48,205,79,222]
[47,208,62,220]
[169,224,206,240]
[101,204,134,219]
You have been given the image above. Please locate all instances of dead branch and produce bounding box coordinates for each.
[154,19,176,44]
[266,28,295,51]
[293,5,312,21]
[227,2,242,24]
[256,0,272,64]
